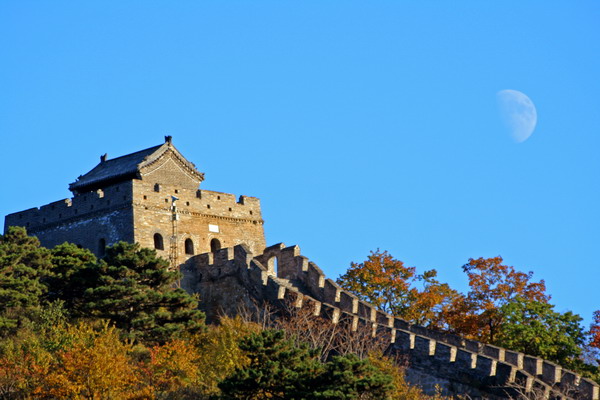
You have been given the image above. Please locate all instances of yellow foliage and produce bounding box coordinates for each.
[194,315,261,395]
[145,339,201,397]
[42,321,140,400]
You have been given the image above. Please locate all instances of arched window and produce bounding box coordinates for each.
[210,238,221,253]
[185,238,194,255]
[154,233,164,250]
[98,238,106,257]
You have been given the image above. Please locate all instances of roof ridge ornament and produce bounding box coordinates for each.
[165,135,172,144]
[100,154,107,163]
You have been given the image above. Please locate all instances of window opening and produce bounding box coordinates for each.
[154,233,164,250]
[185,238,194,255]
[267,256,279,274]
[98,238,106,257]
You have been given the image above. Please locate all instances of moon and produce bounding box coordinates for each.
[496,89,537,143]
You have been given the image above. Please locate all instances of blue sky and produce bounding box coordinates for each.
[1,2,598,325]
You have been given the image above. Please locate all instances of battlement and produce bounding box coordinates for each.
[184,243,600,400]
[4,181,133,234]
[132,181,263,224]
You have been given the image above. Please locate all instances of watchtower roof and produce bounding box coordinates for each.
[69,136,203,193]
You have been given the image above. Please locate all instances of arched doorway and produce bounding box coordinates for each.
[210,238,221,253]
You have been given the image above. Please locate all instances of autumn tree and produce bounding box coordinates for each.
[591,311,600,350]
[42,322,139,399]
[144,338,202,397]
[194,316,261,395]
[337,250,458,328]
[0,226,53,333]
[446,256,549,343]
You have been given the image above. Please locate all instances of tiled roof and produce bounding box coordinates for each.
[69,144,164,192]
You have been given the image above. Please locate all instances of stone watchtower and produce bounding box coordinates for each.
[4,136,266,264]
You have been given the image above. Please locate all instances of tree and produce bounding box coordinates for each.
[42,322,139,399]
[337,250,416,316]
[313,353,393,399]
[337,250,458,328]
[591,310,600,350]
[79,242,204,343]
[0,227,53,333]
[46,242,97,312]
[218,329,393,400]
[194,316,261,395]
[495,298,586,368]
[446,256,549,343]
[402,269,460,329]
[218,329,323,399]
[145,338,202,397]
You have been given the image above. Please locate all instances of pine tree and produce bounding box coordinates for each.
[218,329,323,399]
[0,227,53,333]
[80,242,204,343]
[46,242,97,312]
[218,329,393,400]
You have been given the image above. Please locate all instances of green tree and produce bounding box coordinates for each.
[218,329,393,400]
[80,242,204,344]
[495,298,586,369]
[218,329,322,399]
[314,353,393,399]
[0,227,53,333]
[46,242,97,312]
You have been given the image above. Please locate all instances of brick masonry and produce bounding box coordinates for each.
[4,138,266,260]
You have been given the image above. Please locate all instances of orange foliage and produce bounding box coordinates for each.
[446,256,549,343]
[0,352,52,398]
[337,250,458,328]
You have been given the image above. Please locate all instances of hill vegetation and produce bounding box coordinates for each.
[0,227,598,399]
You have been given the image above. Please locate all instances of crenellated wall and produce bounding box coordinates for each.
[4,181,135,252]
[183,243,600,400]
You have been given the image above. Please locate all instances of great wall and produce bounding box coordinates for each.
[4,138,599,399]
[181,243,599,400]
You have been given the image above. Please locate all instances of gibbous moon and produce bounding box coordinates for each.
[496,89,537,143]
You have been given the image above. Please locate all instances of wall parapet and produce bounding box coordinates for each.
[211,242,598,400]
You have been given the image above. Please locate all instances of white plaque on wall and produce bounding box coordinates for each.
[208,224,219,233]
